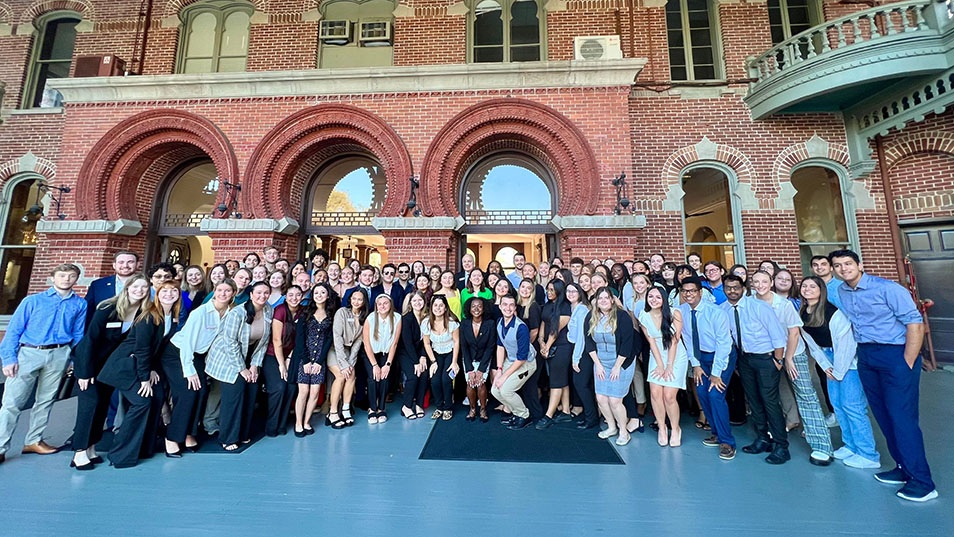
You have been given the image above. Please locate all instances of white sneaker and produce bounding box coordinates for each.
[897,488,938,502]
[844,454,881,469]
[833,446,855,460]
[825,414,839,428]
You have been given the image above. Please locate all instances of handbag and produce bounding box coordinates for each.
[56,365,76,401]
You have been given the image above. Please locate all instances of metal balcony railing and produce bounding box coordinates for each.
[464,209,553,226]
[310,211,376,227]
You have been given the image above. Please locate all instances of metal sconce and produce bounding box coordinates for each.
[612,172,633,215]
[216,180,243,219]
[406,175,422,217]
[21,180,70,222]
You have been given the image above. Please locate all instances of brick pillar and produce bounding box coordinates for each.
[207,232,299,264]
[381,229,458,268]
[560,229,644,262]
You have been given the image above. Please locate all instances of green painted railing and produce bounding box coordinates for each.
[747,0,937,86]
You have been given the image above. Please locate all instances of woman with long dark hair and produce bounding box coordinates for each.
[362,293,402,423]
[70,274,150,470]
[423,294,459,420]
[433,269,462,320]
[205,281,273,451]
[609,263,631,300]
[461,269,493,316]
[328,288,368,428]
[293,283,337,434]
[639,286,688,447]
[537,279,574,429]
[262,284,304,437]
[404,273,434,311]
[97,281,181,468]
[428,265,443,294]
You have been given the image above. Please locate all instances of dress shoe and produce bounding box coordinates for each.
[89,456,104,464]
[809,451,833,466]
[765,446,791,465]
[742,439,773,455]
[535,416,554,430]
[577,419,599,430]
[70,459,95,470]
[553,412,574,423]
[507,417,530,430]
[500,414,515,426]
[719,444,736,461]
[22,441,60,455]
[0,453,5,464]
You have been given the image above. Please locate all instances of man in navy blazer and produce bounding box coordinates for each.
[85,251,139,326]
[455,253,475,291]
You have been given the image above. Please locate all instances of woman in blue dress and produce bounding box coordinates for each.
[639,286,688,448]
[583,286,636,446]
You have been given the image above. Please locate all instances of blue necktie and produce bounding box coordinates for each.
[691,309,701,361]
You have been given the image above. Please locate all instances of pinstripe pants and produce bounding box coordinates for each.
[788,352,833,455]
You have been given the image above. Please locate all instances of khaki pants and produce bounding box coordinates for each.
[491,359,537,419]
[0,346,71,455]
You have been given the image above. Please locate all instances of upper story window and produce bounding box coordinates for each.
[177,1,252,74]
[471,0,543,63]
[665,0,722,81]
[23,14,80,108]
[318,0,394,68]
[767,0,819,45]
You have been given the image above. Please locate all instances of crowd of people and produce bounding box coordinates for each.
[0,245,937,502]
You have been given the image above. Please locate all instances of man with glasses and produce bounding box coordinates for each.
[396,263,413,292]
[372,263,406,310]
[702,261,728,304]
[677,276,736,460]
[148,263,176,297]
[721,275,790,464]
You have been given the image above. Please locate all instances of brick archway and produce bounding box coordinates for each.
[882,131,954,170]
[19,0,94,24]
[74,109,238,221]
[243,104,412,220]
[419,98,600,217]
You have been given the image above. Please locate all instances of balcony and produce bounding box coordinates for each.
[744,0,954,120]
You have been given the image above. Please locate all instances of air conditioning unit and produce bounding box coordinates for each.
[73,55,126,77]
[320,20,352,45]
[358,19,392,47]
[574,36,623,61]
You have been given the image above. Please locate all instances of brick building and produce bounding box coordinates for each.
[0,0,952,356]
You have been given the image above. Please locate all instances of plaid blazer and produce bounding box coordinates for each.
[205,304,273,383]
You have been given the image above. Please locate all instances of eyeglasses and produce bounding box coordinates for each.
[383,271,395,276]
[680,288,700,294]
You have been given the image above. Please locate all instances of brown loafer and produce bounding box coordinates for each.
[22,441,60,455]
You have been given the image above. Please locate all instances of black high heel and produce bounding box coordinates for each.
[70,459,95,471]
[165,450,182,459]
[294,429,307,438]
[89,455,104,464]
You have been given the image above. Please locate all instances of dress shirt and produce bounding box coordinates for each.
[765,292,806,356]
[567,303,589,365]
[170,300,227,377]
[837,273,922,345]
[0,287,87,367]
[371,283,406,312]
[702,281,728,304]
[824,277,843,309]
[497,316,531,361]
[506,270,523,289]
[720,296,787,355]
[677,300,732,377]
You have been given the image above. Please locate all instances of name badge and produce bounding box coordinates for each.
[106,322,122,329]
[206,324,218,331]
[347,318,355,323]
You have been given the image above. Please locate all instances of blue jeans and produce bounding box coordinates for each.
[695,350,736,448]
[826,364,879,462]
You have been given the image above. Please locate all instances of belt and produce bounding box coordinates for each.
[21,343,68,350]
[743,352,773,358]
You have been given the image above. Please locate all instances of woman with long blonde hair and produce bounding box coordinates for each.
[362,294,402,423]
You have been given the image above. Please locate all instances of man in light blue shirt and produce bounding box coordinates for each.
[810,255,842,309]
[0,263,86,464]
[832,249,935,502]
[721,275,789,464]
[677,276,735,460]
[506,252,527,289]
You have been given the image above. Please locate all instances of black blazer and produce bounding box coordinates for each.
[399,312,425,363]
[583,311,635,369]
[72,304,129,379]
[85,275,117,326]
[98,316,179,391]
[460,317,496,373]
[455,270,469,291]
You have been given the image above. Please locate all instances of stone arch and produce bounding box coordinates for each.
[661,136,758,209]
[163,0,269,18]
[0,2,14,23]
[243,103,412,220]
[0,151,56,187]
[773,135,850,186]
[881,131,954,171]
[74,109,238,221]
[18,0,94,24]
[420,98,600,218]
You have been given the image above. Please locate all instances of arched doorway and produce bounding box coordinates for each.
[302,155,388,265]
[681,165,744,267]
[148,160,217,268]
[459,153,557,271]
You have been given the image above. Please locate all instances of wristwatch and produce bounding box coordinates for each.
[774,357,784,366]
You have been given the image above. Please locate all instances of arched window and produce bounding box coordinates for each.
[681,166,742,266]
[22,13,80,108]
[177,1,252,74]
[665,0,722,81]
[0,176,42,315]
[153,161,217,266]
[462,155,553,228]
[791,165,851,272]
[471,0,543,63]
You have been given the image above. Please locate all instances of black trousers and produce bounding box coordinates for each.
[219,375,258,445]
[431,351,455,411]
[262,354,298,436]
[162,354,204,443]
[72,379,113,450]
[573,353,599,425]
[190,354,210,437]
[108,382,164,468]
[726,370,748,423]
[400,353,428,409]
[364,352,390,413]
[517,360,544,420]
[737,353,788,449]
